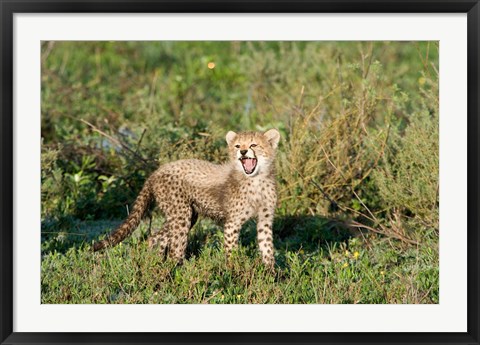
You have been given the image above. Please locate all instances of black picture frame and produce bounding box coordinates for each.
[1,1,479,344]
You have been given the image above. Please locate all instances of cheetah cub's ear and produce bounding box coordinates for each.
[264,129,280,149]
[226,131,237,146]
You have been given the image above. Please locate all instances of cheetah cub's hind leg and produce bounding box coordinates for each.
[148,203,195,264]
[147,224,170,257]
[148,207,199,261]
[167,203,195,264]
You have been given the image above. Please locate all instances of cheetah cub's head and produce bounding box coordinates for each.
[226,129,280,177]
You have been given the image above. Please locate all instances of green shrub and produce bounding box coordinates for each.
[373,71,439,240]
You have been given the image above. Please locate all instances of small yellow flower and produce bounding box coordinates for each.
[342,262,349,268]
[380,271,385,276]
[236,294,241,299]
[345,250,350,256]
[418,77,426,85]
[353,251,359,259]
[221,295,224,300]
[207,62,216,69]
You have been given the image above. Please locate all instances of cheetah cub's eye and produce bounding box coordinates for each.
[250,144,257,148]
[235,144,240,149]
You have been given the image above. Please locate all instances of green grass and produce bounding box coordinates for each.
[41,218,438,304]
[41,41,439,304]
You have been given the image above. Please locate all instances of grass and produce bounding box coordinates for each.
[41,217,438,304]
[41,41,439,304]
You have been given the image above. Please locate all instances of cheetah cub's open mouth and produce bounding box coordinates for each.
[240,157,257,175]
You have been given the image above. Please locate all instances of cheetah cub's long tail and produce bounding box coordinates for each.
[93,181,152,252]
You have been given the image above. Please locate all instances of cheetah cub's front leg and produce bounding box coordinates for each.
[223,206,275,269]
[223,207,254,259]
[223,217,243,257]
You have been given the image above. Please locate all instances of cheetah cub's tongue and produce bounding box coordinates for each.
[241,158,257,174]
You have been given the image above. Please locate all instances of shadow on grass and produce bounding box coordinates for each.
[41,218,123,255]
[186,215,351,268]
[42,214,352,269]
[255,215,350,270]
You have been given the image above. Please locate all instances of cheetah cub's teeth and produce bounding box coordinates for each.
[240,157,257,175]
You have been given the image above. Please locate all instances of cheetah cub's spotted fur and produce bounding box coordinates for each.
[93,129,280,268]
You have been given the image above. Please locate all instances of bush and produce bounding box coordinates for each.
[373,85,439,239]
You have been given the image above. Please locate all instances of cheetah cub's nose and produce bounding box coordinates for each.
[240,149,248,156]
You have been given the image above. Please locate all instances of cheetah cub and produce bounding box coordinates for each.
[93,129,280,268]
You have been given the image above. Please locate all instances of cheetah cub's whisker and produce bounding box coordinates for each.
[93,129,280,269]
